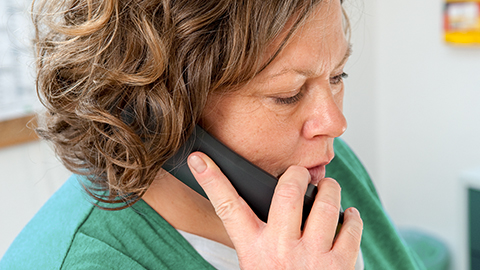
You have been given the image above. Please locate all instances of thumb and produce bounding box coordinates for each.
[187,152,261,237]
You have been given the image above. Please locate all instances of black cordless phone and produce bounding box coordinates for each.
[162,125,343,227]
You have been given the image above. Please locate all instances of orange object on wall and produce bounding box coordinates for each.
[444,0,480,45]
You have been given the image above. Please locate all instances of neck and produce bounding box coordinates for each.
[142,169,234,248]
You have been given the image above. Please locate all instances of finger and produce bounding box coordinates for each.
[302,178,342,251]
[331,207,363,267]
[187,152,261,242]
[266,166,309,240]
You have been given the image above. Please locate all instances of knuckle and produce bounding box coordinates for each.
[286,166,310,178]
[322,177,341,191]
[213,198,240,221]
[346,224,362,241]
[275,182,303,200]
[316,199,340,217]
[347,218,364,241]
[197,168,226,190]
[198,174,220,191]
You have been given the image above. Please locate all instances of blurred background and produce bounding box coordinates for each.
[342,0,480,269]
[1,0,479,269]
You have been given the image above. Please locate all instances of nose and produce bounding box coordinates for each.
[301,94,347,139]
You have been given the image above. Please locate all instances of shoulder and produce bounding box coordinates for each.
[330,139,426,269]
[0,175,96,269]
[329,138,376,193]
[61,233,147,269]
[332,138,370,176]
[60,199,215,269]
[66,199,215,269]
[1,175,214,269]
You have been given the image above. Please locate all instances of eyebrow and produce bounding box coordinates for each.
[335,44,353,70]
[270,43,353,78]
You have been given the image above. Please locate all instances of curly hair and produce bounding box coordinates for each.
[32,0,332,209]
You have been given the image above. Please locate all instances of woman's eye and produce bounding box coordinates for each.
[330,72,348,85]
[273,90,305,105]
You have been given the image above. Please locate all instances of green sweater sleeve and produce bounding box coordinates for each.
[61,233,147,269]
[327,138,426,270]
[0,175,95,270]
[0,175,215,270]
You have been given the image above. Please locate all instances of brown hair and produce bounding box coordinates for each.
[32,0,333,208]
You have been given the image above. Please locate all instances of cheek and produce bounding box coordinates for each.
[201,98,299,176]
[201,95,260,141]
[334,88,345,111]
[228,129,298,178]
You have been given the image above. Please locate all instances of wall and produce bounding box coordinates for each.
[0,141,70,258]
[342,0,378,181]
[0,0,40,121]
[343,0,480,269]
[0,0,69,258]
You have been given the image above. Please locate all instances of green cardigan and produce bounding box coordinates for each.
[0,139,425,269]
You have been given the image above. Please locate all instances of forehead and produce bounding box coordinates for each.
[256,1,348,82]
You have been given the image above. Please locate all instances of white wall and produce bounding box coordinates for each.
[0,141,70,258]
[343,0,480,269]
[342,0,378,180]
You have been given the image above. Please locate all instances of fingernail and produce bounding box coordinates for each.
[188,154,207,174]
[347,207,360,217]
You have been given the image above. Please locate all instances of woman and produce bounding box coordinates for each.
[1,0,425,269]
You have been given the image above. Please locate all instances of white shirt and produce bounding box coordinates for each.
[178,230,364,269]
[178,230,240,270]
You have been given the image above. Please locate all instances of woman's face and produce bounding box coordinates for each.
[201,1,350,185]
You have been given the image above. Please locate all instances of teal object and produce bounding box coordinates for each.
[469,188,480,270]
[399,229,450,270]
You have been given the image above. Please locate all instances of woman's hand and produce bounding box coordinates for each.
[188,152,363,270]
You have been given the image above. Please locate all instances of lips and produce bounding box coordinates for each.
[275,155,334,184]
[306,151,335,185]
[307,165,327,186]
